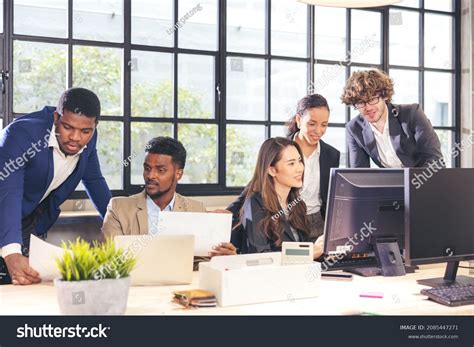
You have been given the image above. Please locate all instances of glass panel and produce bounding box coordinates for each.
[13,41,67,113]
[389,10,419,67]
[350,10,382,64]
[226,57,265,121]
[96,121,123,190]
[131,50,173,118]
[271,0,308,58]
[315,7,346,61]
[178,54,214,119]
[271,60,307,122]
[227,0,265,54]
[434,130,452,168]
[130,122,174,185]
[424,71,453,127]
[424,0,453,12]
[424,14,453,69]
[226,124,265,187]
[178,0,217,51]
[395,0,419,8]
[389,69,419,104]
[322,127,345,167]
[178,124,218,184]
[14,0,67,38]
[73,46,123,116]
[73,0,123,42]
[131,0,173,47]
[271,125,288,138]
[314,63,347,124]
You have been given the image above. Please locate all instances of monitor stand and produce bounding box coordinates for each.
[417,261,474,287]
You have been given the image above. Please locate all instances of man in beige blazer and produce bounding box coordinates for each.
[102,136,236,270]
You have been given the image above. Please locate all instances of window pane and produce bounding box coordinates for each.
[315,7,346,61]
[73,0,123,42]
[322,127,346,168]
[130,122,173,184]
[178,54,214,119]
[350,10,381,64]
[271,125,287,138]
[226,124,265,187]
[389,10,419,67]
[97,121,123,189]
[424,14,453,69]
[314,63,347,124]
[131,0,173,47]
[14,0,67,38]
[178,0,217,51]
[226,57,265,121]
[435,130,452,168]
[73,46,123,116]
[13,41,67,113]
[271,60,307,122]
[178,124,218,183]
[395,0,419,8]
[389,69,419,104]
[424,0,453,12]
[271,0,308,57]
[424,71,453,127]
[131,50,173,118]
[227,0,265,54]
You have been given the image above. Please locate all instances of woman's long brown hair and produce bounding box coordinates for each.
[240,137,310,246]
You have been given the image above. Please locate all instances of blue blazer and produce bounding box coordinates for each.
[0,106,111,247]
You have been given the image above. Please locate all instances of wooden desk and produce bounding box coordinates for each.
[1,265,473,315]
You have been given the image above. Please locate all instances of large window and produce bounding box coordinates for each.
[3,0,459,196]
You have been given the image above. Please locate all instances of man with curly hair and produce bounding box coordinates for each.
[341,69,443,168]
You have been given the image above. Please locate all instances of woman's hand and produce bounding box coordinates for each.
[208,242,237,257]
[313,235,324,259]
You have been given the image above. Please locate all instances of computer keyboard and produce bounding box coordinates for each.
[420,284,474,307]
[320,257,379,271]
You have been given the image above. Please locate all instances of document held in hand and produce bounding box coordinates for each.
[29,235,69,281]
[158,212,232,256]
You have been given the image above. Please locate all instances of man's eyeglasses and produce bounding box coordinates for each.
[353,96,381,110]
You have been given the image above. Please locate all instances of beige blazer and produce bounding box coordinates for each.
[102,190,206,238]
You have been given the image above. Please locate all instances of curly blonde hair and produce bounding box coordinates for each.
[340,69,394,105]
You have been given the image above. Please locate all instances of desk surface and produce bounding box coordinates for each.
[1,264,473,316]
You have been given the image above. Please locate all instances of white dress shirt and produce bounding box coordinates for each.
[1,125,85,258]
[369,119,403,168]
[147,194,176,235]
[298,138,322,215]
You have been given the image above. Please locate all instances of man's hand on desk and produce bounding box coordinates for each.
[208,242,237,257]
[313,236,324,259]
[4,253,41,285]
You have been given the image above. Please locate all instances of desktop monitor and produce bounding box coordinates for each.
[405,168,474,287]
[323,168,406,276]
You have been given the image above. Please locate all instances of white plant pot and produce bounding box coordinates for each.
[54,277,131,315]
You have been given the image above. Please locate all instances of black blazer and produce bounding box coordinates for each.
[238,192,308,254]
[227,139,340,221]
[346,103,443,168]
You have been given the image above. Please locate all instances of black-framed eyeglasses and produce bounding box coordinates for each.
[353,96,381,110]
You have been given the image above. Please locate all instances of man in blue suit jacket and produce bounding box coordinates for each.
[341,69,443,168]
[0,88,111,285]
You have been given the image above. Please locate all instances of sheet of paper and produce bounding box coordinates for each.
[29,235,68,282]
[158,212,232,256]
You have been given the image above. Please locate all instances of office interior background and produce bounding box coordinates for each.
[0,0,471,242]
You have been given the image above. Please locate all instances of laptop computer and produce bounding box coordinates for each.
[114,235,194,286]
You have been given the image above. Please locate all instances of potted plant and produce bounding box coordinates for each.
[54,238,136,315]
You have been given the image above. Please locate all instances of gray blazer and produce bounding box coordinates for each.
[346,103,444,168]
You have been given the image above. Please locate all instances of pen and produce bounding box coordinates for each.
[359,292,384,299]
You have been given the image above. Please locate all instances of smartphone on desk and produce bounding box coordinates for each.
[0,256,12,284]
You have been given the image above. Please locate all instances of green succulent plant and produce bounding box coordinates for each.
[56,238,137,281]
